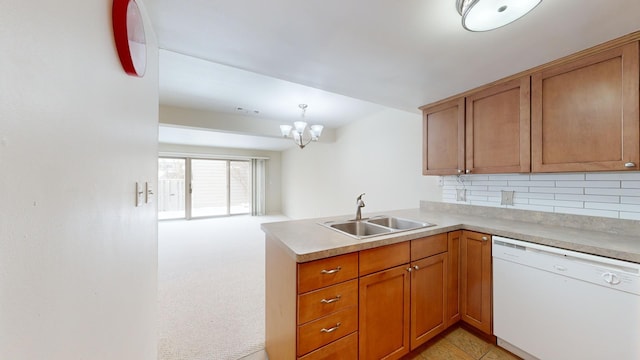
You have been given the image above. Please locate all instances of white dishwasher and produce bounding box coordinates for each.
[492,236,640,360]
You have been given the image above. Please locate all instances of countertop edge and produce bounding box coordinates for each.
[261,209,640,264]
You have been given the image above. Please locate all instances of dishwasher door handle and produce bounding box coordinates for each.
[553,264,568,272]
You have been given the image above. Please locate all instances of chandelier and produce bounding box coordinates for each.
[456,0,542,32]
[279,104,324,149]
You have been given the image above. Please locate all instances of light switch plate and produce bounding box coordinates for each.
[136,182,144,207]
[456,188,466,202]
[145,182,153,204]
[501,190,514,206]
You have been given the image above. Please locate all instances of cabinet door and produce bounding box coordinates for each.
[465,77,531,174]
[359,264,410,360]
[446,231,461,327]
[422,98,465,175]
[531,42,640,172]
[410,253,447,350]
[460,231,492,335]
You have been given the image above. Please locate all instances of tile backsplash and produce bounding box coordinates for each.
[440,172,640,220]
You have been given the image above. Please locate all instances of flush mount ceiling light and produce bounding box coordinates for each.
[456,0,542,32]
[279,104,324,149]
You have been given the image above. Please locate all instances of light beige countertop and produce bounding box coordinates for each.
[261,202,640,264]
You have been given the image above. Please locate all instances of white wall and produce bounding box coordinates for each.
[441,172,640,220]
[281,108,441,219]
[0,1,158,359]
[159,143,283,214]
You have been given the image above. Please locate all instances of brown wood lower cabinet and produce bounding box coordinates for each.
[265,237,360,360]
[358,242,411,360]
[410,252,447,350]
[446,231,461,327]
[359,264,411,360]
[359,234,452,359]
[265,230,493,359]
[460,230,492,335]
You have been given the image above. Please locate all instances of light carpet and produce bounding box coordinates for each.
[158,215,288,360]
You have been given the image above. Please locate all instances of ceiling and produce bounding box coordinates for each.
[147,0,640,149]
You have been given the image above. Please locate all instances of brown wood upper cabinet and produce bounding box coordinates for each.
[465,77,531,174]
[531,42,640,172]
[422,98,465,175]
[422,77,530,175]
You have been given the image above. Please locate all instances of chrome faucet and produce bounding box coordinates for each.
[355,193,366,221]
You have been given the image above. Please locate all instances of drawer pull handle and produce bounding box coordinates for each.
[320,266,341,275]
[320,295,341,304]
[320,322,341,333]
[624,162,636,168]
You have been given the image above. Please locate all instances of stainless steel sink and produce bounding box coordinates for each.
[328,221,392,238]
[366,216,433,230]
[320,216,436,239]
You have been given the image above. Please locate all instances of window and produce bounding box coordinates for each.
[158,157,263,220]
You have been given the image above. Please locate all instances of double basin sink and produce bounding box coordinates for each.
[320,216,436,239]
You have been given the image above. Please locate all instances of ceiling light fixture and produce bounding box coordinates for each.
[456,0,542,32]
[279,104,324,149]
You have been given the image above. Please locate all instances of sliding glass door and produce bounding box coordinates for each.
[158,157,255,220]
[158,158,186,220]
[230,161,251,215]
[191,159,228,217]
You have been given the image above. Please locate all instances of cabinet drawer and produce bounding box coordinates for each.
[298,279,358,325]
[298,331,358,360]
[359,242,410,276]
[297,306,358,357]
[411,233,447,260]
[298,252,358,294]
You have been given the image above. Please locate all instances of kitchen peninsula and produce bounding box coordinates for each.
[262,201,640,359]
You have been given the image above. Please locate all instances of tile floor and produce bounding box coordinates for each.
[403,327,520,360]
[240,326,520,360]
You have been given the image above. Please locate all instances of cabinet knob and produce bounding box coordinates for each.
[465,169,471,174]
[407,267,413,272]
[413,265,420,271]
[457,169,463,174]
[624,162,636,168]
[481,236,488,241]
